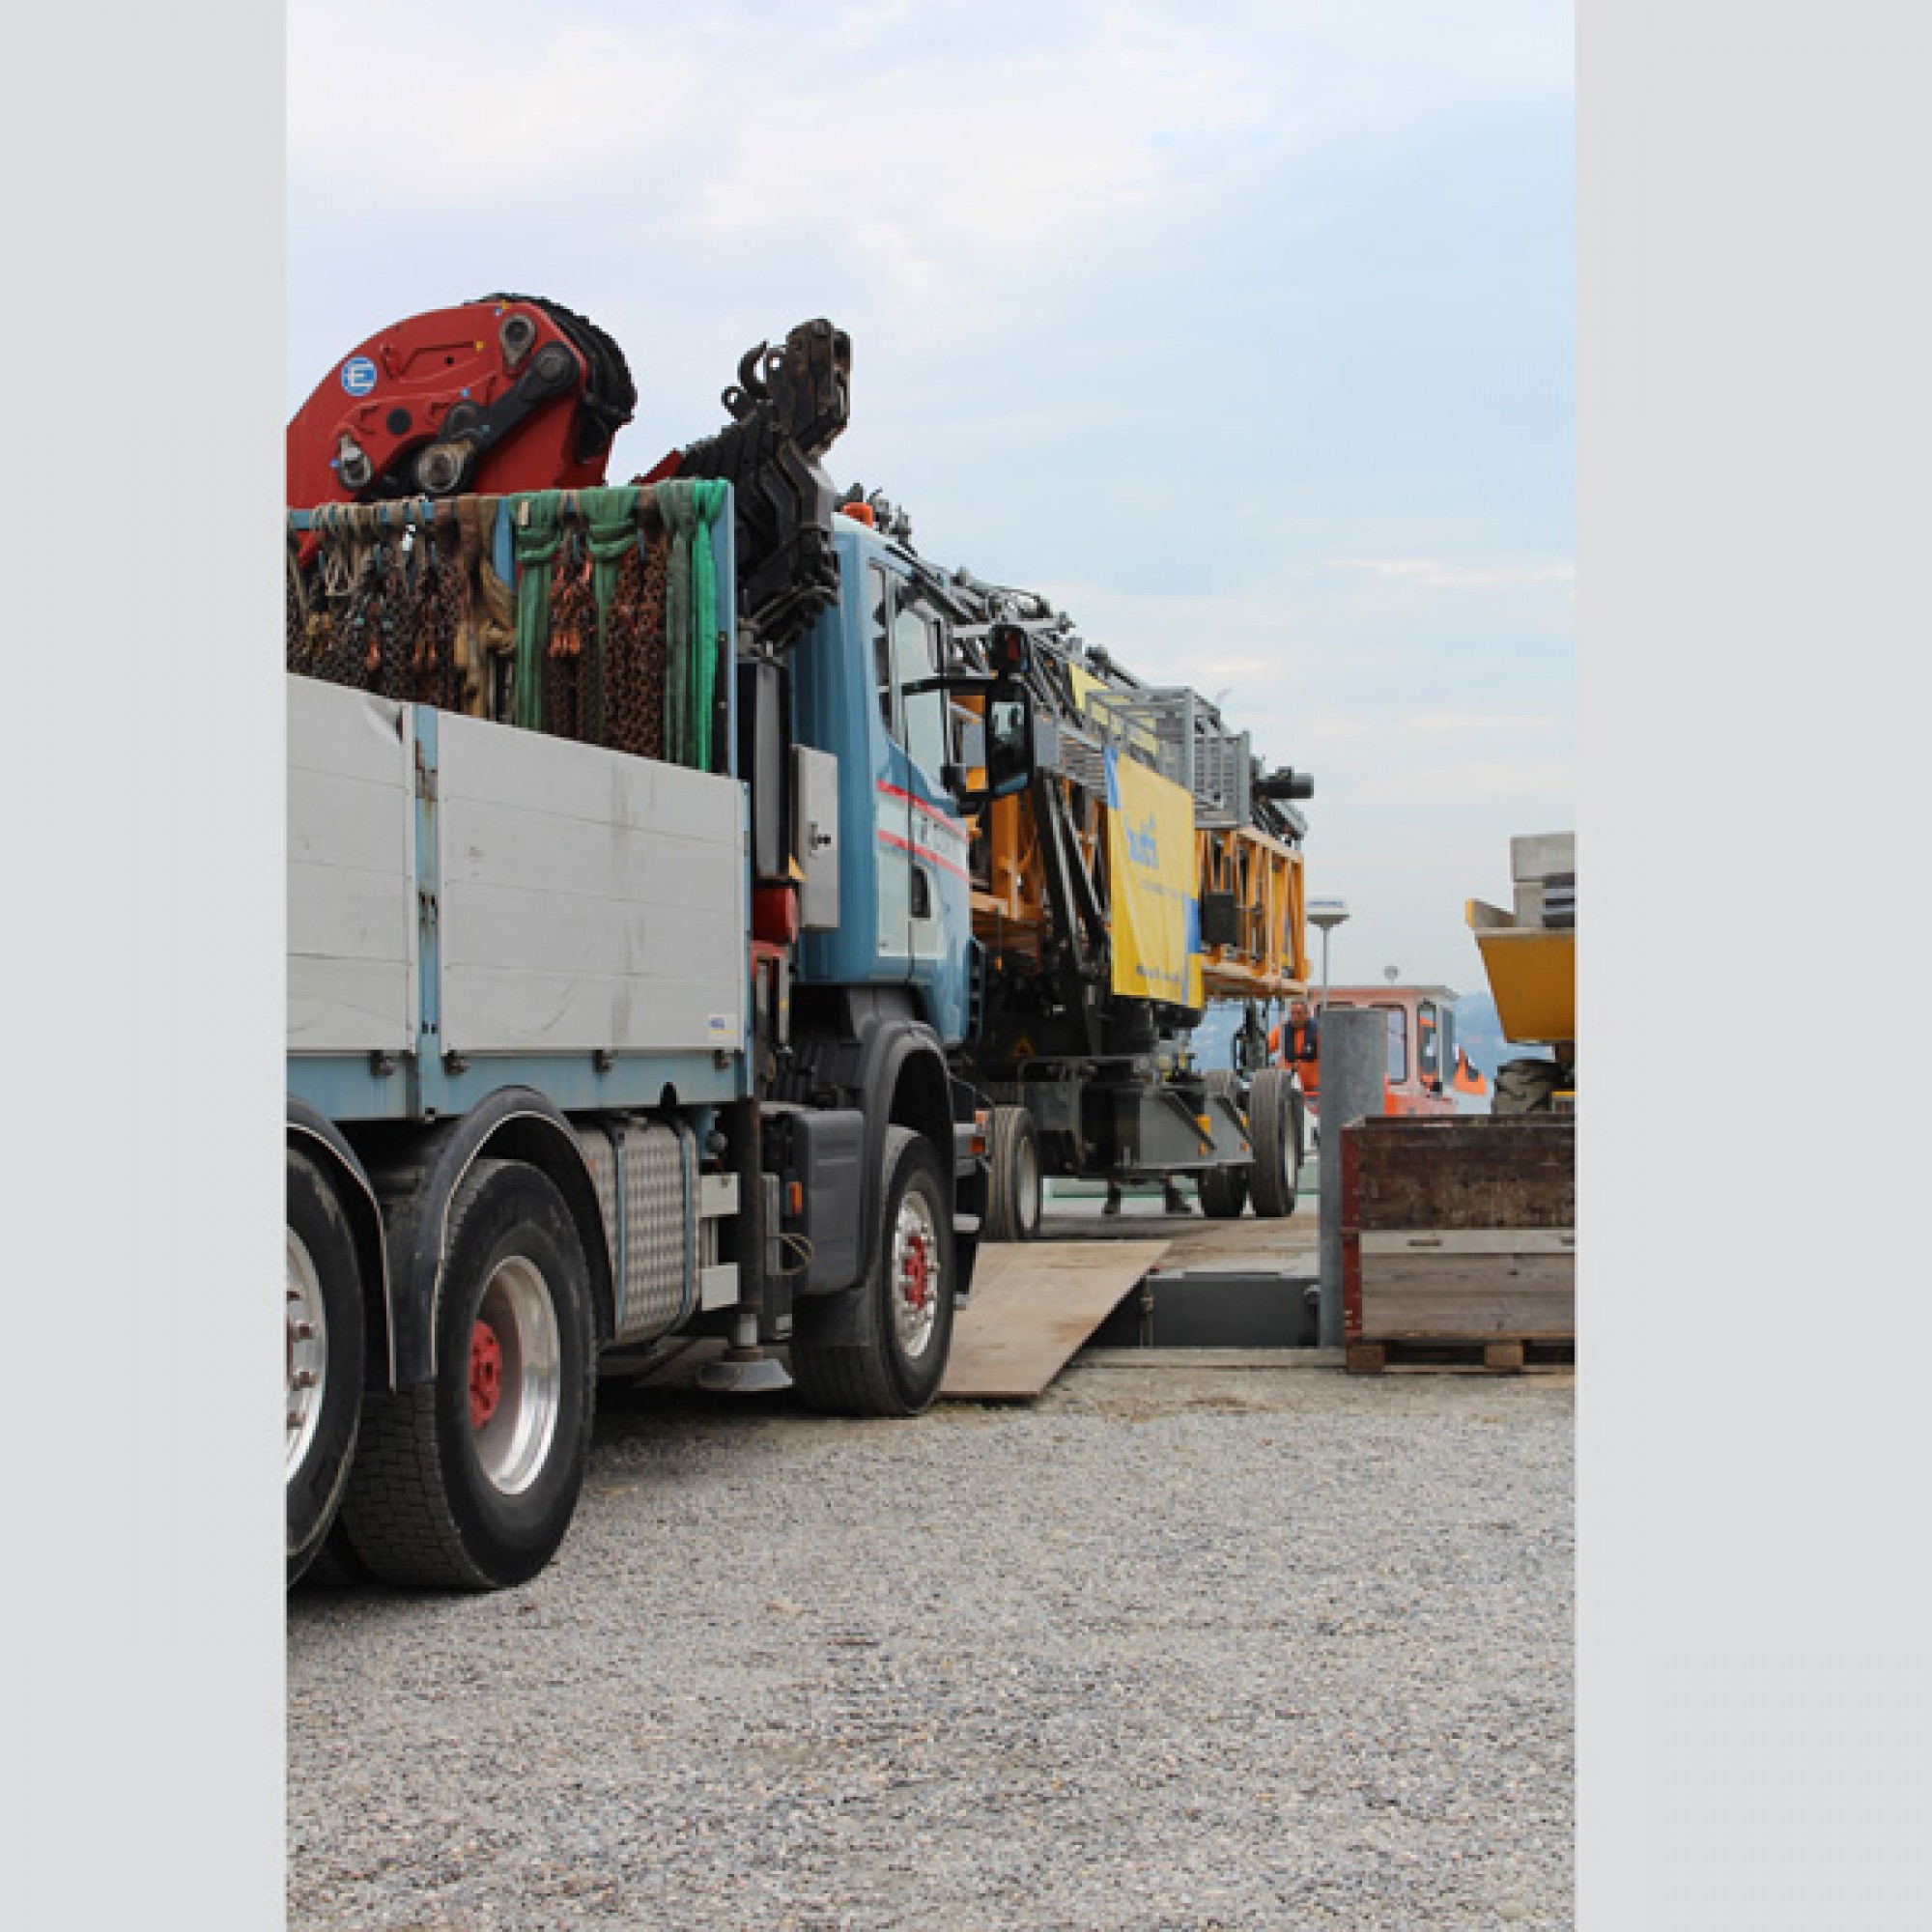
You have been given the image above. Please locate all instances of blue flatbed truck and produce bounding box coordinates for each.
[284,302,1313,1591]
[286,478,995,1590]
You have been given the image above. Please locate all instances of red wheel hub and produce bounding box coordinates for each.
[469,1321,504,1430]
[903,1233,931,1311]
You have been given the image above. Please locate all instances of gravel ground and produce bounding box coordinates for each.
[288,1350,1573,1930]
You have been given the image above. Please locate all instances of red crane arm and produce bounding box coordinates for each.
[286,294,637,511]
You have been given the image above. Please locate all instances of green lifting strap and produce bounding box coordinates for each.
[509,493,564,731]
[655,478,728,770]
[688,478,726,771]
[579,485,643,744]
[659,484,693,765]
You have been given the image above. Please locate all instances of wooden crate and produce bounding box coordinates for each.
[1341,1115,1575,1351]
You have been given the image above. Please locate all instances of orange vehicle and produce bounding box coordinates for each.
[1313,983,1482,1119]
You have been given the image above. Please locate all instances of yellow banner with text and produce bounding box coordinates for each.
[1104,748,1202,1009]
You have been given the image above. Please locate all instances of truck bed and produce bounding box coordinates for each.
[288,675,749,1117]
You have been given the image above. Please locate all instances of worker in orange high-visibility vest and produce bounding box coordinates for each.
[1278,996,1320,1100]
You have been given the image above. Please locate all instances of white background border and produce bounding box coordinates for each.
[1581,3,1929,1924]
[7,5,284,1926]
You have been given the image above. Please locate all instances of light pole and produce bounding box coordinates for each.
[1307,897,1350,1012]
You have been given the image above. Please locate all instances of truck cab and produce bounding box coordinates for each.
[792,515,976,1045]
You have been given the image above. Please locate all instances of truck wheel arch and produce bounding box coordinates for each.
[787,1005,964,1343]
[356,1087,617,1388]
[854,1017,954,1236]
[287,1100,392,1389]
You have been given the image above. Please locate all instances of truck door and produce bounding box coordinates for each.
[866,561,911,964]
[869,562,972,1038]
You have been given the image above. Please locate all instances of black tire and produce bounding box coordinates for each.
[340,1159,596,1591]
[1493,1057,1563,1115]
[983,1104,1043,1242]
[789,1126,955,1417]
[1198,1164,1249,1218]
[1247,1065,1302,1218]
[295,1517,374,1590]
[287,1149,365,1588]
[1197,1071,1249,1219]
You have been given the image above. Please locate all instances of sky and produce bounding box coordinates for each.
[288,0,1573,994]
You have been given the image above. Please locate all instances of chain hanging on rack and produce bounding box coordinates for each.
[403,510,466,712]
[546,521,596,741]
[607,505,670,760]
[368,535,412,701]
[319,528,379,691]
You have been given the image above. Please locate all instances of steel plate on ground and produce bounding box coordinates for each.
[940,1239,1170,1401]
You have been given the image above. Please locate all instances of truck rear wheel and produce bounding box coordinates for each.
[1247,1066,1302,1218]
[790,1126,955,1417]
[1198,1071,1249,1219]
[287,1150,365,1587]
[341,1159,595,1590]
[983,1105,1042,1241]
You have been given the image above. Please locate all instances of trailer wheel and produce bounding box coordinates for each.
[1198,1071,1249,1219]
[984,1105,1042,1242]
[342,1159,595,1590]
[1247,1066,1302,1218]
[287,1149,364,1587]
[790,1126,955,1417]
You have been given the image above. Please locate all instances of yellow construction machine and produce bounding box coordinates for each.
[1466,831,1575,1112]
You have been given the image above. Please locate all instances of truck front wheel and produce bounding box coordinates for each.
[342,1159,596,1590]
[286,1149,364,1587]
[790,1126,955,1417]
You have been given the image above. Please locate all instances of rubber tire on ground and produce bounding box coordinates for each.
[1197,1070,1250,1219]
[789,1126,955,1418]
[1247,1065,1302,1219]
[983,1104,1043,1242]
[340,1158,596,1591]
[295,1516,374,1590]
[287,1149,365,1588]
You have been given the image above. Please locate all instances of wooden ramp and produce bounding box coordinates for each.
[940,1238,1170,1401]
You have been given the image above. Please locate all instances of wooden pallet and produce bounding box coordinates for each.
[1346,1336,1575,1376]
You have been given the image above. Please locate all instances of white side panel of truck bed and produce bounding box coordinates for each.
[287,678,418,1053]
[436,713,746,1058]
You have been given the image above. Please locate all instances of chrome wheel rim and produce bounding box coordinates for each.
[286,1230,327,1478]
[891,1189,942,1360]
[470,1257,561,1495]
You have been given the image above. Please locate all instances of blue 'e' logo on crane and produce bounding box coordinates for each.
[340,356,379,397]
